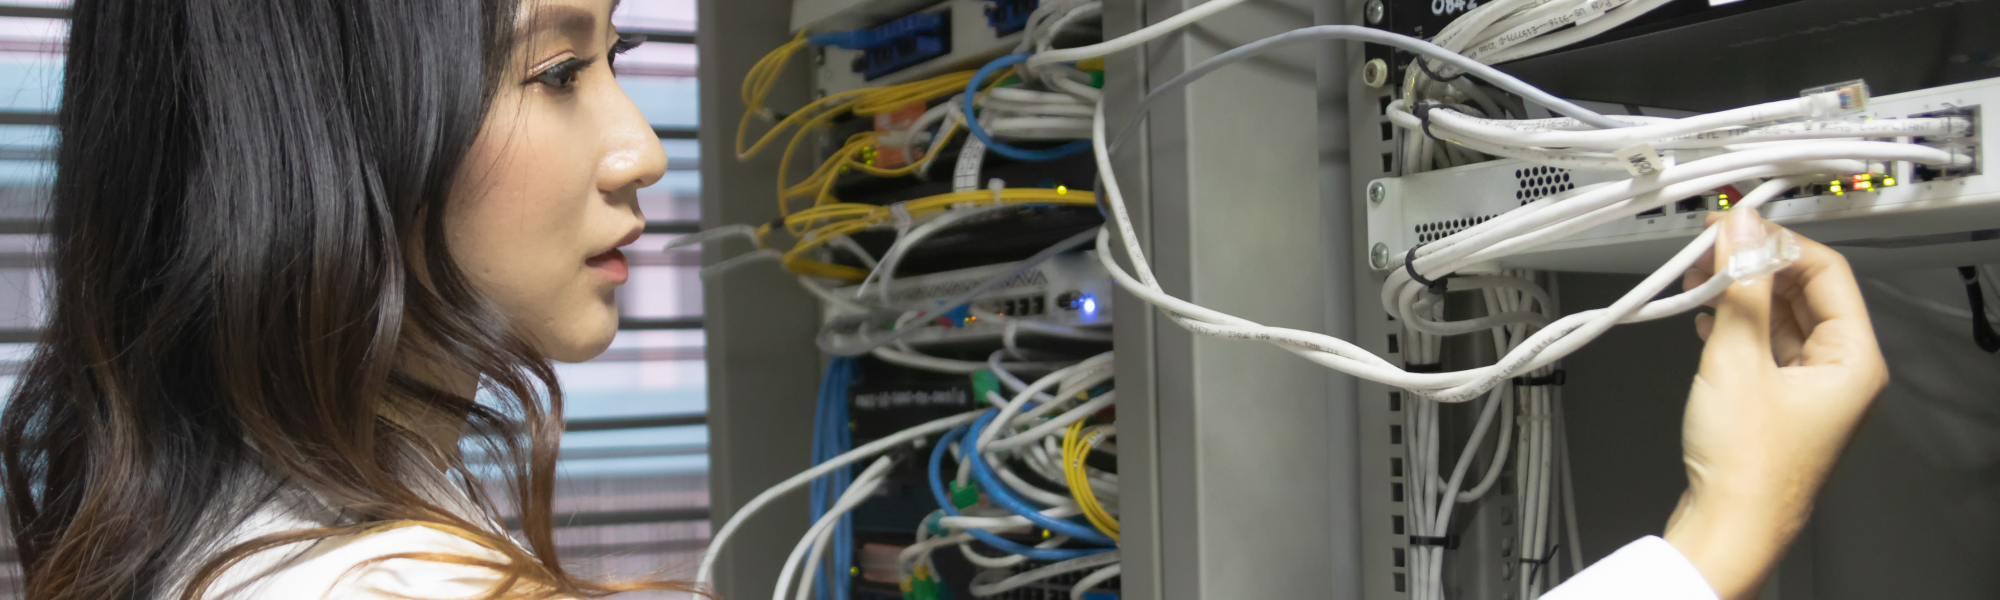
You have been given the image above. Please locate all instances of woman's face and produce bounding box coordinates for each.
[447,0,667,362]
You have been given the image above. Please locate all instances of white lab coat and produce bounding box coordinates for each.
[1543,536,1721,600]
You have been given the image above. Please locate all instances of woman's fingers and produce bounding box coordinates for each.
[1778,235,1883,372]
[1770,308,1807,366]
[1702,210,1778,370]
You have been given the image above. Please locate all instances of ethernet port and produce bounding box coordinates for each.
[1910,105,1980,182]
[1911,105,1978,145]
[1914,144,1980,182]
[1674,196,1708,214]
[1635,206,1666,219]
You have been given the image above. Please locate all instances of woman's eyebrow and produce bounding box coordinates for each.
[523,5,599,42]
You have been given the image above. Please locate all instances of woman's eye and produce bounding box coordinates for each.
[533,58,590,90]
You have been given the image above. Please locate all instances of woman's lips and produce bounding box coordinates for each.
[586,248,629,284]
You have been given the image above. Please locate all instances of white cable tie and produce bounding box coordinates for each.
[891,203,914,236]
[987,178,1006,207]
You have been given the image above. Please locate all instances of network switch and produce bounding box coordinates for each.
[827,250,1112,352]
[1367,77,1999,274]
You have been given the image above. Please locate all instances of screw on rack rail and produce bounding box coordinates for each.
[1363,59,1389,88]
[1368,181,1386,204]
[1366,0,1385,24]
[1370,242,1391,269]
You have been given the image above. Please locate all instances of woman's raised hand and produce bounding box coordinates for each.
[1670,209,1889,600]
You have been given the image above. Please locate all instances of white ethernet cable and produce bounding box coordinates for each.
[1396,99,1967,153]
[1088,70,1940,402]
[779,456,896,600]
[1067,30,1958,596]
[968,552,1121,597]
[1404,0,1676,168]
[1036,1,1104,58]
[1071,564,1123,599]
[974,352,1115,452]
[1026,0,1250,70]
[697,410,986,587]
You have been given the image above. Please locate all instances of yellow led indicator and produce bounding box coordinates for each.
[1056,185,1068,194]
[1885,177,1897,187]
[1043,529,1052,539]
[1858,180,1872,190]
[1830,180,1844,195]
[1718,194,1731,210]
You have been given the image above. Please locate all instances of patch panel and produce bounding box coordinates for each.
[820,10,953,81]
[984,0,1038,36]
[812,0,1030,94]
[792,0,939,32]
[1367,77,2000,274]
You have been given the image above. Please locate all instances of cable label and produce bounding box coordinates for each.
[1614,144,1667,177]
[854,389,969,410]
[1463,0,1636,62]
[1431,0,1480,16]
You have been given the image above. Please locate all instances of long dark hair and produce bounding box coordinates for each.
[0,0,696,598]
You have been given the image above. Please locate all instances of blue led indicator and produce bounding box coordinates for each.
[1081,295,1098,316]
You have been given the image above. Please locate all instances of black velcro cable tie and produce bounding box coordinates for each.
[1415,100,1445,141]
[1523,544,1562,585]
[1409,535,1460,549]
[1958,266,2000,353]
[1405,244,1448,295]
[767,217,788,233]
[1404,362,1443,373]
[1512,370,1566,387]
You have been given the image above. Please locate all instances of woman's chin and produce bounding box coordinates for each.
[539,311,619,363]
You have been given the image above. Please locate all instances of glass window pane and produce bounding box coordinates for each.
[0,17,66,112]
[619,40,694,79]
[643,139,699,221]
[557,335,706,419]
[619,234,701,320]
[614,0,695,33]
[622,75,698,129]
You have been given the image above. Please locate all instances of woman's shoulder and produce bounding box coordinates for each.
[205,523,515,600]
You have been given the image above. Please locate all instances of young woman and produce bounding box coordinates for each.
[0,0,695,598]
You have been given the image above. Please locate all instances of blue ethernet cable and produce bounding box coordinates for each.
[927,421,1112,562]
[963,54,1093,162]
[811,358,859,600]
[959,410,1118,546]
